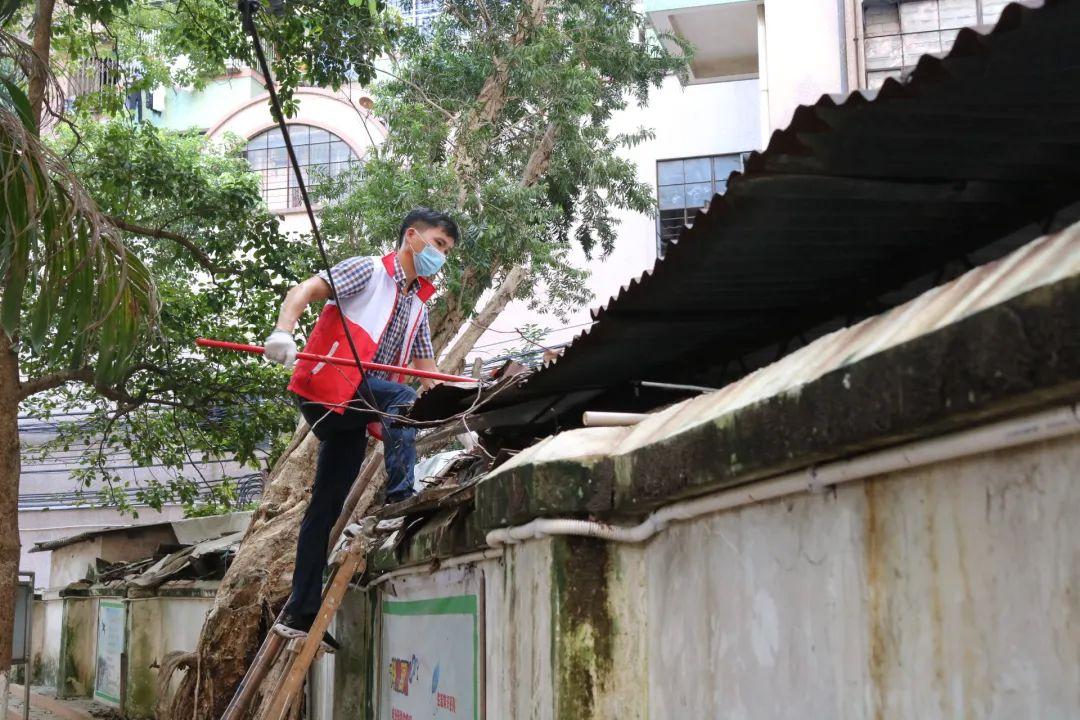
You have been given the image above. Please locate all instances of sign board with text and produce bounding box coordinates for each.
[378,572,481,720]
[95,600,126,705]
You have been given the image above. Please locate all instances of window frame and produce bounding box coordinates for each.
[859,0,1035,89]
[655,152,748,258]
[243,124,359,212]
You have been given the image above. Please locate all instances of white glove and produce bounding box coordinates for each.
[264,329,297,369]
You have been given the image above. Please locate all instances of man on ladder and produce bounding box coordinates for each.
[261,207,460,647]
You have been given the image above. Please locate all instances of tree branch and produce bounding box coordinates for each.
[376,66,455,122]
[17,367,94,401]
[521,122,557,187]
[107,215,230,275]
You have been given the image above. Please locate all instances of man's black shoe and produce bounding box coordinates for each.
[280,612,341,651]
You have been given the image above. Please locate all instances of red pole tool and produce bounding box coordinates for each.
[195,337,479,384]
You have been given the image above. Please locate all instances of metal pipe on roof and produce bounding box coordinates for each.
[487,402,1080,547]
[581,411,649,427]
[356,548,505,590]
[637,381,716,394]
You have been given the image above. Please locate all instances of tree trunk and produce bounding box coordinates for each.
[0,332,22,720]
[27,0,56,127]
[166,428,386,720]
[166,427,319,720]
[439,264,529,373]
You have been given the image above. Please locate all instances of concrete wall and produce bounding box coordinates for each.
[44,525,179,591]
[58,596,98,698]
[342,433,1080,719]
[462,76,763,363]
[29,597,47,685]
[36,594,64,689]
[761,0,846,132]
[629,434,1079,718]
[154,74,266,132]
[125,594,215,718]
[20,505,188,588]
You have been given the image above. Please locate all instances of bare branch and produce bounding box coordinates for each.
[521,122,557,187]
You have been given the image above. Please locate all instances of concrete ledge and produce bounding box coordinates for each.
[611,274,1080,513]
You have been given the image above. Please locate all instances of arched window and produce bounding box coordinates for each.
[244,125,358,210]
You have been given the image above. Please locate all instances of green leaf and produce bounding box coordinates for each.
[28,285,50,351]
[0,0,26,24]
[0,77,33,132]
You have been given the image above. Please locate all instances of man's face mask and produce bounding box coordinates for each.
[408,229,447,277]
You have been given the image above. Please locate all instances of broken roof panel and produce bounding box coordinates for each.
[30,512,253,553]
[411,0,1080,440]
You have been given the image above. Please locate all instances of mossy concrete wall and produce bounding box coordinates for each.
[123,594,215,718]
[36,594,64,691]
[339,433,1080,719]
[58,596,96,698]
[628,434,1080,717]
[333,588,377,720]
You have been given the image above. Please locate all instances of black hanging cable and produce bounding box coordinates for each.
[237,1,500,436]
[239,0,389,429]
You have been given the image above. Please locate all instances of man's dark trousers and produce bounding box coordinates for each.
[285,376,417,619]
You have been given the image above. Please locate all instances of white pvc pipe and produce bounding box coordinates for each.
[582,411,648,427]
[359,548,505,590]
[487,403,1080,547]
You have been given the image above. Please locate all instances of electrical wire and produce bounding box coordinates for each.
[240,0,394,437]
[239,1,523,437]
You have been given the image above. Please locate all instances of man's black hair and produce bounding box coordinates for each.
[399,208,460,246]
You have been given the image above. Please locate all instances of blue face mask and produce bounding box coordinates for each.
[410,233,446,277]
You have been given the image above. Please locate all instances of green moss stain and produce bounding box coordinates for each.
[59,601,93,698]
[551,537,613,720]
[125,604,157,718]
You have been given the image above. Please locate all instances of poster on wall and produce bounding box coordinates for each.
[95,600,125,705]
[379,571,481,720]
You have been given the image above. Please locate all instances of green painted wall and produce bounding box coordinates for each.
[151,75,265,132]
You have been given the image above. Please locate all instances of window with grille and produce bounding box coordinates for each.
[862,0,1041,89]
[244,125,358,211]
[656,153,747,257]
[391,0,441,30]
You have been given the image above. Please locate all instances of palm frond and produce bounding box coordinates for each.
[1,29,158,385]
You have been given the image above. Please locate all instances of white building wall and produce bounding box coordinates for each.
[205,87,387,236]
[761,0,847,133]
[463,77,763,363]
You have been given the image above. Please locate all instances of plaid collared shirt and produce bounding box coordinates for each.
[318,255,434,380]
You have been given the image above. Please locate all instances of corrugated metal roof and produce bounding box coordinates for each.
[412,0,1080,443]
[617,224,1080,447]
[482,221,1080,476]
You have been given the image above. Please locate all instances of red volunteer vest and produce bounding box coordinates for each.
[288,252,435,415]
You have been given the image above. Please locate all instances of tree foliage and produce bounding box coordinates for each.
[318,0,688,356]
[27,0,399,116]
[1,34,157,381]
[0,0,398,516]
[23,119,316,514]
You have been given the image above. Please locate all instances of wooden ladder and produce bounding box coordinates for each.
[220,517,378,720]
